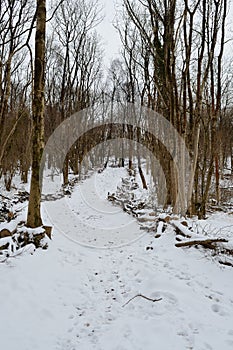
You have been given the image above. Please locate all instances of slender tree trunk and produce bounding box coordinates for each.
[231,143,233,175]
[187,123,200,215]
[215,155,220,203]
[63,156,69,186]
[27,0,46,228]
[138,157,147,190]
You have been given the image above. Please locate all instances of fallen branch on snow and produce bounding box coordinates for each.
[0,194,11,200]
[122,293,162,307]
[0,243,35,263]
[175,238,228,248]
[219,260,233,267]
[171,221,192,238]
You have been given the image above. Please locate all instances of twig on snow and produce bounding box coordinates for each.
[122,293,162,307]
[0,194,11,201]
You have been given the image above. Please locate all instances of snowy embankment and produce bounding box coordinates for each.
[1,167,233,350]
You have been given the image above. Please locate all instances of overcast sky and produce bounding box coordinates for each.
[97,0,121,69]
[97,0,233,70]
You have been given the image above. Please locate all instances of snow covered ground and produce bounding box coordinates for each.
[1,168,233,350]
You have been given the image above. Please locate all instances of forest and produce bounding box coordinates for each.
[0,1,233,349]
[1,0,233,222]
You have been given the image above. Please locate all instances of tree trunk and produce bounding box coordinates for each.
[231,143,233,175]
[27,0,46,228]
[138,164,148,190]
[63,156,69,186]
[215,155,220,203]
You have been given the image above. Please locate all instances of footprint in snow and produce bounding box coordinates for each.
[174,272,191,281]
[211,303,228,316]
[203,342,213,349]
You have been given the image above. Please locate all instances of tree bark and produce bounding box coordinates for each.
[27,0,46,228]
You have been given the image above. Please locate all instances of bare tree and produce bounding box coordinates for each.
[27,0,46,227]
[116,0,231,216]
[45,0,103,184]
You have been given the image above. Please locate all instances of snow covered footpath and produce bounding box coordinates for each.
[1,168,233,350]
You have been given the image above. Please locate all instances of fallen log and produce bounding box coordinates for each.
[171,221,192,238]
[175,238,228,248]
[219,260,233,267]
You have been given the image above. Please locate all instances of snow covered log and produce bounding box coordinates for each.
[171,221,192,238]
[175,238,228,249]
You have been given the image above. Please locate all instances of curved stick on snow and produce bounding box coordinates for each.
[122,293,162,307]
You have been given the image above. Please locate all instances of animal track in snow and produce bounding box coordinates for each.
[211,303,228,316]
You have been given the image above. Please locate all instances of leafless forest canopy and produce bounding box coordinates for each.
[0,0,233,226]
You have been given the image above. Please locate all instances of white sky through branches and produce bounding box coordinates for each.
[97,0,121,69]
[97,0,233,70]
